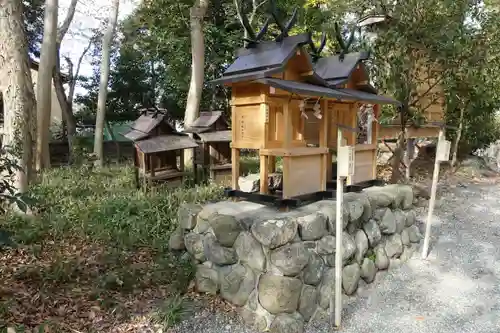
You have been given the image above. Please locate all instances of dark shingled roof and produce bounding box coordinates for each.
[135,134,198,154]
[314,52,370,83]
[183,111,229,135]
[191,111,223,128]
[210,33,313,86]
[122,111,174,141]
[197,130,232,143]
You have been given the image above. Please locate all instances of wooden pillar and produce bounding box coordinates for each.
[283,100,292,148]
[260,155,269,194]
[179,149,185,171]
[231,105,240,190]
[346,103,357,185]
[231,147,240,190]
[319,99,328,190]
[282,100,292,197]
[282,156,291,199]
[268,156,276,173]
[149,154,155,177]
[372,104,380,179]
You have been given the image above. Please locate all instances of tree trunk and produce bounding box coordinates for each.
[0,0,37,194]
[53,39,90,164]
[390,106,407,184]
[451,105,465,169]
[49,0,78,163]
[94,0,120,167]
[53,50,77,162]
[183,0,210,167]
[35,0,58,172]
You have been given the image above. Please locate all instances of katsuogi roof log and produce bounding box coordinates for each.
[135,135,198,154]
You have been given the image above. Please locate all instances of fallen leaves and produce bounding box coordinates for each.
[0,238,190,332]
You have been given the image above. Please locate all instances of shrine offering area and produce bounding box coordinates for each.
[169,184,423,332]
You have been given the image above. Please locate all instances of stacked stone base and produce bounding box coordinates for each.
[169,184,423,333]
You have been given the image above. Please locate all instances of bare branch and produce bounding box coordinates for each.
[68,38,92,104]
[57,0,79,43]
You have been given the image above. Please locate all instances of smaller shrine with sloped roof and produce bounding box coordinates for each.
[123,108,198,187]
[183,111,232,185]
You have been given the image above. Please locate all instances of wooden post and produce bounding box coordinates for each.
[231,147,240,190]
[282,100,292,197]
[231,105,239,191]
[149,154,155,178]
[333,127,344,329]
[268,156,276,173]
[421,129,445,259]
[319,99,328,190]
[283,100,292,148]
[260,155,269,194]
[282,156,291,199]
[179,150,185,171]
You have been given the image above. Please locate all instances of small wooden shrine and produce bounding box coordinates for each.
[183,111,232,185]
[302,51,390,185]
[210,6,399,205]
[123,108,198,187]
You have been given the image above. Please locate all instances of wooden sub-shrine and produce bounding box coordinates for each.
[183,111,232,185]
[123,108,198,187]
[210,10,399,206]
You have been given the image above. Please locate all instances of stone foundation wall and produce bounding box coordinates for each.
[169,184,423,333]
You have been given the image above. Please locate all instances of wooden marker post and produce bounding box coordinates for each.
[332,126,355,329]
[421,129,450,259]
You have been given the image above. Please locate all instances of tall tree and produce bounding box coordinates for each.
[35,0,58,171]
[183,0,210,166]
[94,0,120,167]
[0,0,37,193]
[53,0,78,161]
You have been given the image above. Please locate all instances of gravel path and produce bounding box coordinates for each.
[171,181,500,333]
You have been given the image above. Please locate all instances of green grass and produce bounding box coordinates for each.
[0,165,226,331]
[152,295,194,328]
[7,165,225,250]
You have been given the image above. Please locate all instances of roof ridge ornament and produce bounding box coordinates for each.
[334,22,357,61]
[309,31,327,61]
[271,0,298,43]
[235,0,271,48]
[235,0,299,48]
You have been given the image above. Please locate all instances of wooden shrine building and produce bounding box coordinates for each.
[123,108,198,187]
[210,26,400,204]
[183,111,232,185]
